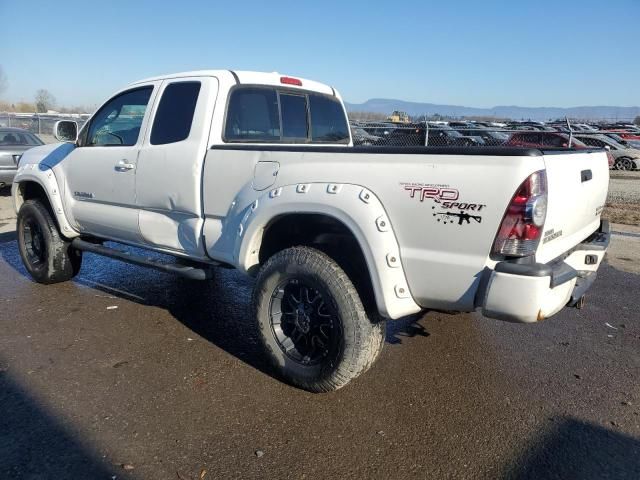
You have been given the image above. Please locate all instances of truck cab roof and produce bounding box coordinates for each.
[130,70,336,97]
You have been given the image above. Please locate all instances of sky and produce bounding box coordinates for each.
[1,0,639,109]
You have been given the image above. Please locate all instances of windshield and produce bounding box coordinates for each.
[472,129,509,140]
[444,129,463,138]
[0,130,44,146]
[602,137,626,149]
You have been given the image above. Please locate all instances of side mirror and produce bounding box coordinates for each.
[54,120,78,143]
[604,145,611,151]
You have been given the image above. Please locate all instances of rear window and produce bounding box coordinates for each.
[224,88,280,141]
[151,82,201,145]
[0,130,43,146]
[224,87,348,144]
[280,94,308,140]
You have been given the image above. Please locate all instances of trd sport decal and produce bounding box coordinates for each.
[402,184,459,203]
[401,182,485,226]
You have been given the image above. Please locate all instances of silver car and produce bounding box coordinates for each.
[576,134,640,170]
[0,128,44,187]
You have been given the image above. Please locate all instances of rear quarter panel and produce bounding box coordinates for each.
[203,148,544,311]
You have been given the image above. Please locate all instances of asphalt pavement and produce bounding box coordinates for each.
[0,190,639,479]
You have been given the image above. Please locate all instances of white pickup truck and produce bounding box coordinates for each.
[12,71,610,392]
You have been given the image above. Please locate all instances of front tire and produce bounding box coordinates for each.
[17,199,82,284]
[616,157,633,171]
[253,246,385,392]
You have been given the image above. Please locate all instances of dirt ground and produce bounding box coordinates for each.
[606,171,640,225]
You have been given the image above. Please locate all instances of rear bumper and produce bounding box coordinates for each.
[0,167,18,185]
[480,220,610,323]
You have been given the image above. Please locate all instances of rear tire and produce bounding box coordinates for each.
[17,199,82,284]
[252,246,385,392]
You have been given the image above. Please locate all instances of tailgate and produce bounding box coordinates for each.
[536,150,609,263]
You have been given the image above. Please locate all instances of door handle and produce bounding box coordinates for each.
[115,160,135,171]
[581,169,592,182]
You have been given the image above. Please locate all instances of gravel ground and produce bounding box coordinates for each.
[0,175,639,478]
[608,172,640,204]
[605,171,640,225]
[0,225,639,479]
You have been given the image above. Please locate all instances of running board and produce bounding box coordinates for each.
[71,238,214,280]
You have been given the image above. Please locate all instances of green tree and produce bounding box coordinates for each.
[634,116,640,126]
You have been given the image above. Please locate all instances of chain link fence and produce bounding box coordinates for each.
[1,111,638,171]
[350,120,640,170]
[0,112,89,139]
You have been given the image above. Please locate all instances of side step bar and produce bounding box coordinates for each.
[71,238,214,280]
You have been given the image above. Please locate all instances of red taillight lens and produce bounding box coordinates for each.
[280,76,302,86]
[492,170,548,257]
[606,152,615,167]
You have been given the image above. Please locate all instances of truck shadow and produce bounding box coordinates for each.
[0,235,431,381]
[502,417,640,479]
[0,359,121,479]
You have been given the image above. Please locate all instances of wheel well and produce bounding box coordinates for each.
[259,214,377,314]
[16,181,54,217]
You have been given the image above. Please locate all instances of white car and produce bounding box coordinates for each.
[12,70,610,392]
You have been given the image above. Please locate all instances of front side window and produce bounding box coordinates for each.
[582,137,605,148]
[224,88,280,141]
[150,82,201,145]
[309,95,349,143]
[547,135,568,147]
[86,87,153,146]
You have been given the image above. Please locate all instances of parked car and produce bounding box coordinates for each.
[462,127,509,146]
[576,134,640,170]
[351,127,384,146]
[603,132,640,150]
[0,127,44,188]
[603,130,640,141]
[12,70,610,392]
[507,122,557,132]
[506,132,588,149]
[426,124,485,147]
[358,122,397,138]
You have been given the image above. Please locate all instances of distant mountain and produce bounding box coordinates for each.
[345,98,640,122]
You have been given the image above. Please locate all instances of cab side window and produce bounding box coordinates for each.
[86,87,153,147]
[309,94,349,143]
[150,82,201,145]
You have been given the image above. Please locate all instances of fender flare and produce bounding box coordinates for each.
[12,165,79,239]
[237,182,421,320]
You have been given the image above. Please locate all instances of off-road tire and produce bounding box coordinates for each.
[252,246,385,392]
[17,199,82,284]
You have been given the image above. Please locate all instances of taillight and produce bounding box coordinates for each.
[280,76,302,86]
[606,152,615,168]
[492,170,548,257]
